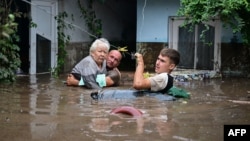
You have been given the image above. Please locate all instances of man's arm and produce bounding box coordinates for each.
[133,53,151,90]
[67,73,116,87]
[67,72,119,87]
[106,69,121,86]
[106,77,114,86]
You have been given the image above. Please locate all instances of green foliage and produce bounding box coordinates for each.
[29,20,37,28]
[0,2,21,82]
[52,12,74,77]
[178,0,250,44]
[77,0,102,40]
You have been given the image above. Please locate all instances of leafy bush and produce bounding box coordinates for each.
[0,6,21,82]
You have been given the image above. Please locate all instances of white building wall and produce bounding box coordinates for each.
[59,0,90,42]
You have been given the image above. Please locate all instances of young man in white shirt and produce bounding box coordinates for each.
[133,48,180,93]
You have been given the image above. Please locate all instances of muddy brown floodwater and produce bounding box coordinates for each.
[0,73,249,141]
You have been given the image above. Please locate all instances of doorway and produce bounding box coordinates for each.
[168,17,221,70]
[13,0,30,74]
[36,34,51,73]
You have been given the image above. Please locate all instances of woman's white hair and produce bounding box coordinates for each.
[89,38,110,53]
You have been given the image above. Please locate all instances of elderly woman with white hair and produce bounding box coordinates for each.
[66,38,110,89]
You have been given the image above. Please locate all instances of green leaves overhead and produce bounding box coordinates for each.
[178,0,250,44]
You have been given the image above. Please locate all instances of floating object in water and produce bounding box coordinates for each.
[110,106,143,117]
[90,89,176,101]
[229,100,250,104]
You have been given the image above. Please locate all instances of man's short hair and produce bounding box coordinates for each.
[160,48,180,65]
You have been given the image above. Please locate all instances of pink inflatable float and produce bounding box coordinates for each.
[110,106,143,117]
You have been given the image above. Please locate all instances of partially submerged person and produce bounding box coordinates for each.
[105,50,122,86]
[133,48,180,93]
[66,38,122,89]
[90,48,183,101]
[66,38,110,89]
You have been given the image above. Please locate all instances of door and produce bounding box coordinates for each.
[30,0,57,74]
[168,17,221,70]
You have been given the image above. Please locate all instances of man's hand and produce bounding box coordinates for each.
[106,69,120,86]
[134,53,144,64]
[133,53,151,90]
[66,74,79,86]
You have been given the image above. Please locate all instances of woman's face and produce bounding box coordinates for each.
[91,44,108,66]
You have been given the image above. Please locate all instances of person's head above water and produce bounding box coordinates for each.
[106,50,122,69]
[89,38,110,66]
[155,48,180,74]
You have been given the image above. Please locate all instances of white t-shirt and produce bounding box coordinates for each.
[148,73,169,91]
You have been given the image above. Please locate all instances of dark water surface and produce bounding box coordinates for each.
[0,74,249,141]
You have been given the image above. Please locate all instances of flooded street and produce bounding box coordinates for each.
[0,73,249,141]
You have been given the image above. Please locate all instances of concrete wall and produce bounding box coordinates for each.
[59,0,135,42]
[62,0,244,73]
[137,42,167,72]
[60,0,136,72]
[64,42,90,73]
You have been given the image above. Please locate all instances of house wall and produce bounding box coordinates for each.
[60,0,135,72]
[137,0,180,42]
[136,0,178,71]
[61,0,243,73]
[136,0,243,71]
[136,0,241,43]
[59,0,135,43]
[58,0,88,72]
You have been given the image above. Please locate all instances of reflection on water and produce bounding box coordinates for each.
[0,74,249,141]
[28,75,60,140]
